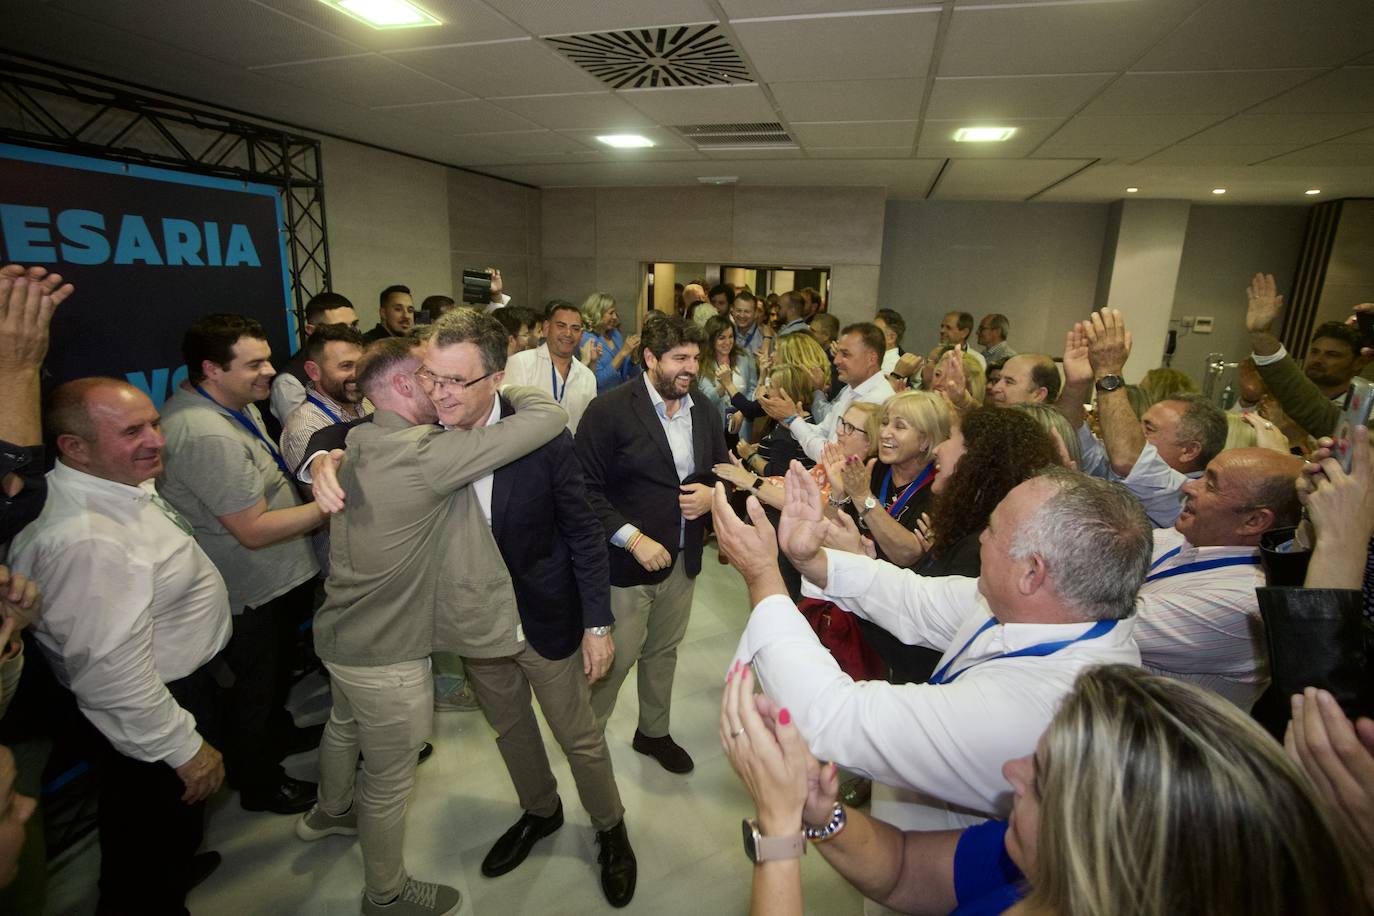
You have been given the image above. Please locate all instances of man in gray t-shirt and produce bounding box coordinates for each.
[159,313,325,815]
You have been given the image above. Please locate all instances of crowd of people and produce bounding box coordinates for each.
[0,260,1372,916]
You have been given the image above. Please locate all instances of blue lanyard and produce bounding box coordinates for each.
[928,618,1118,685]
[550,360,567,404]
[738,325,761,350]
[878,461,934,519]
[304,391,344,426]
[1145,545,1260,583]
[193,384,289,474]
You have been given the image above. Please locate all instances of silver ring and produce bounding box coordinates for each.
[1265,422,1274,429]
[731,728,746,738]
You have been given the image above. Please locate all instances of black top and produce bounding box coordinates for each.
[846,461,936,564]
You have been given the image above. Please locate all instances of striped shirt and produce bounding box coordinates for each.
[1134,528,1267,710]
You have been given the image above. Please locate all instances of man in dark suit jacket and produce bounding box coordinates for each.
[575,314,728,775]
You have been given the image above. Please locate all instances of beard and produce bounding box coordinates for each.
[649,366,695,402]
[322,377,363,405]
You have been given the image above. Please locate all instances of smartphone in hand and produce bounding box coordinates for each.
[1333,377,1374,473]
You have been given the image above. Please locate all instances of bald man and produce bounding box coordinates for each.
[10,378,232,914]
[986,354,1061,406]
[1134,447,1304,710]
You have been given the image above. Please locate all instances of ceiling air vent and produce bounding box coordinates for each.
[547,25,752,89]
[675,122,794,147]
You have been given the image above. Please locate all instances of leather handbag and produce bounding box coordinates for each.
[797,598,886,682]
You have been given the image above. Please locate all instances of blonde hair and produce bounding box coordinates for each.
[1028,665,1368,916]
[775,333,832,387]
[962,353,986,405]
[879,391,949,466]
[1140,367,1199,405]
[841,401,880,459]
[1016,403,1083,467]
[767,365,816,412]
[1224,412,1258,450]
[580,292,616,330]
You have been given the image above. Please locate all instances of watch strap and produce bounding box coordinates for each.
[744,819,806,863]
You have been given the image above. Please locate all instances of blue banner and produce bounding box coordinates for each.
[0,142,295,407]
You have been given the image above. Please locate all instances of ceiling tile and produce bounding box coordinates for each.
[808,147,918,159]
[1138,144,1303,165]
[1248,67,1374,114]
[1043,114,1220,147]
[1187,113,1374,146]
[699,146,803,159]
[926,74,1114,120]
[372,98,540,132]
[444,130,596,163]
[1343,127,1374,143]
[916,118,1064,158]
[1260,144,1374,166]
[932,159,1093,200]
[48,0,367,68]
[255,54,470,108]
[255,0,526,50]
[732,11,939,83]
[387,39,607,97]
[1081,69,1323,116]
[490,92,655,130]
[619,84,777,123]
[770,79,923,122]
[1030,144,1160,163]
[939,0,1198,77]
[790,120,917,148]
[1133,0,1374,71]
[480,0,718,35]
[720,0,924,16]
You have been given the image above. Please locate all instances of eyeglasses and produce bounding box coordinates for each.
[836,418,868,438]
[414,365,493,392]
[551,320,584,335]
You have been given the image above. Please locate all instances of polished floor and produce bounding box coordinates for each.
[46,544,864,915]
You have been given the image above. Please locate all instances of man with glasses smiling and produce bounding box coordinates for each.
[503,300,599,433]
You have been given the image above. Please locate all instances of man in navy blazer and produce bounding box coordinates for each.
[575,313,728,775]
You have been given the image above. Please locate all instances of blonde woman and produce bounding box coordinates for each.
[579,292,640,393]
[722,663,1368,916]
[773,332,833,423]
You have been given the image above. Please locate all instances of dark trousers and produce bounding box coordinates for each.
[95,663,224,916]
[223,578,316,794]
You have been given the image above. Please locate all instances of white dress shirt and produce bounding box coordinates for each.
[503,343,597,433]
[881,348,900,374]
[1076,426,1199,527]
[1135,528,1267,709]
[732,549,1140,829]
[789,370,897,463]
[9,461,232,767]
[611,374,695,549]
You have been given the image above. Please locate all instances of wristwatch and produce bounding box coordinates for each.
[1094,374,1124,393]
[749,475,763,493]
[586,626,612,637]
[741,819,806,864]
[859,496,879,516]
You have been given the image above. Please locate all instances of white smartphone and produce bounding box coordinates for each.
[1333,377,1373,473]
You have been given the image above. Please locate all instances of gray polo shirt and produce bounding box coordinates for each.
[158,385,318,612]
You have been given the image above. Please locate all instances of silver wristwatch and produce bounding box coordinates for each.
[586,626,612,637]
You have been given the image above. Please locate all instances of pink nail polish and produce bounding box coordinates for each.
[779,708,791,725]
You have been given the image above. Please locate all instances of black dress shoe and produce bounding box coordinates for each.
[240,776,318,815]
[632,729,694,774]
[186,851,222,892]
[595,820,637,908]
[480,801,564,877]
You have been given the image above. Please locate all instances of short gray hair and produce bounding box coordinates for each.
[1008,467,1153,621]
[431,307,508,373]
[1173,394,1228,467]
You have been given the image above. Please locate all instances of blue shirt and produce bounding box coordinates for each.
[951,820,1025,916]
[582,328,636,394]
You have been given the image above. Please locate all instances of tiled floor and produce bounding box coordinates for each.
[46,545,864,915]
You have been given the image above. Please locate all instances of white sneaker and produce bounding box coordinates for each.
[296,804,359,841]
[361,878,461,916]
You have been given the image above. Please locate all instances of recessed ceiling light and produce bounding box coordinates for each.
[953,127,1016,143]
[1305,188,1321,196]
[320,0,441,29]
[1211,188,1227,195]
[1125,187,1139,193]
[697,176,738,185]
[597,134,655,148]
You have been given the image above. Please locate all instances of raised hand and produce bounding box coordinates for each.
[720,662,809,836]
[778,461,831,581]
[1084,308,1132,377]
[0,264,74,374]
[1246,272,1284,334]
[821,509,865,555]
[1062,322,1093,387]
[758,385,801,424]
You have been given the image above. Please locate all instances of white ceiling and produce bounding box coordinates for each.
[2,0,1373,203]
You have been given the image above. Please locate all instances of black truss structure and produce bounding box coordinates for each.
[0,56,330,319]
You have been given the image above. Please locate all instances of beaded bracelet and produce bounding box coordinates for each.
[804,801,846,843]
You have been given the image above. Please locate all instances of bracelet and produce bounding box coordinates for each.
[804,802,846,843]
[827,493,850,508]
[749,476,763,493]
[626,531,644,552]
[782,414,799,426]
